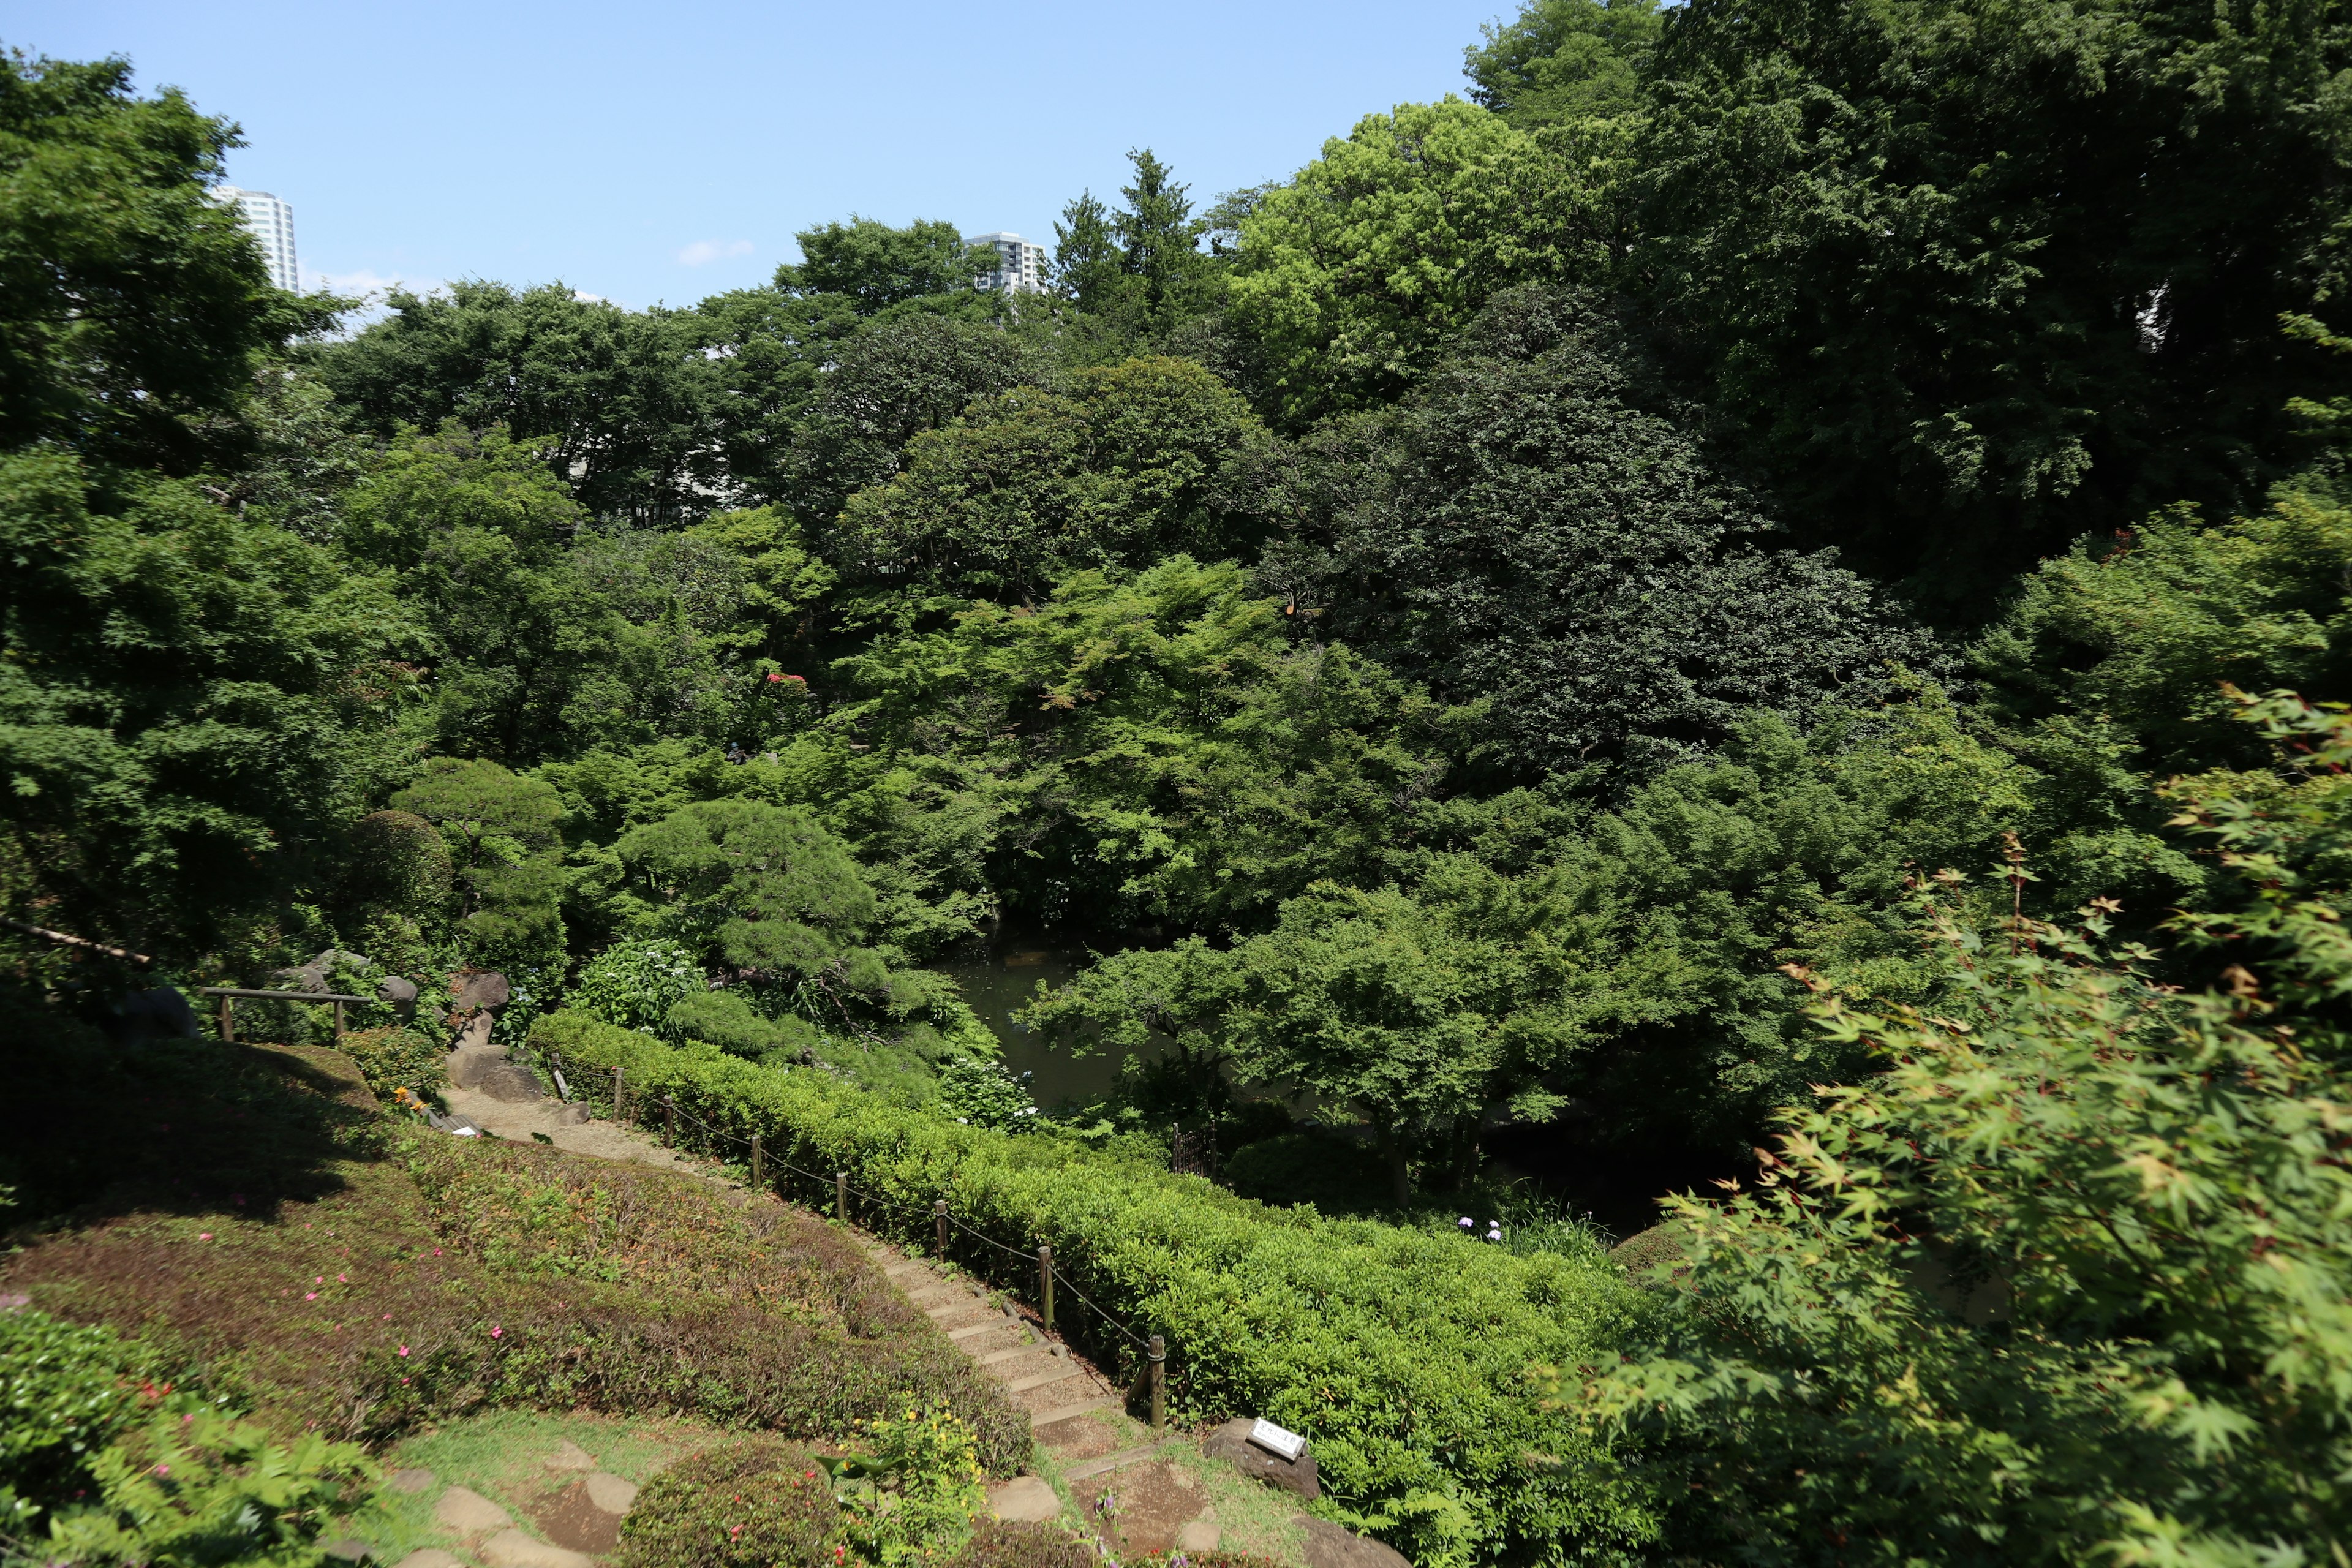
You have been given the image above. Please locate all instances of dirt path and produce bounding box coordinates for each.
[435,1038,1387,1567]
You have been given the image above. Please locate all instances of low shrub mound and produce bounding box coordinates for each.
[619,1434,845,1568]
[1219,1133,1390,1214]
[533,1011,1654,1562]
[337,1027,448,1107]
[948,1520,1101,1568]
[1,1033,1027,1478]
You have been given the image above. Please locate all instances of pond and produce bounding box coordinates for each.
[923,923,1158,1107]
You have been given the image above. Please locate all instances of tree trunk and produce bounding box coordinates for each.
[1376,1126,1411,1205]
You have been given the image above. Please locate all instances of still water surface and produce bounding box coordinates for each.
[924,925,1156,1106]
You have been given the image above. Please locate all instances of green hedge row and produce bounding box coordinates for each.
[530,1011,1657,1564]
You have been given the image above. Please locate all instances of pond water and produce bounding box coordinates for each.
[924,924,1156,1107]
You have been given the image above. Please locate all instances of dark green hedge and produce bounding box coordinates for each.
[530,1011,1658,1564]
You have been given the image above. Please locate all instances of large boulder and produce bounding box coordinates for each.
[473,1061,546,1103]
[112,987,198,1040]
[379,975,420,1009]
[452,971,510,1011]
[1204,1418,1319,1499]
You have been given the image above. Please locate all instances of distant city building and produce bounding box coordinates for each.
[967,231,1047,294]
[217,186,300,290]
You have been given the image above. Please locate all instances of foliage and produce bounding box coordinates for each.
[0,1306,138,1521]
[39,1412,372,1568]
[780,217,987,315]
[313,281,714,525]
[934,1057,1039,1133]
[1463,0,1663,127]
[618,1435,846,1568]
[1585,693,2352,1565]
[530,1008,1659,1564]
[0,51,328,470]
[1286,284,1942,782]
[1227,102,1619,422]
[821,1407,989,1568]
[335,1027,447,1106]
[616,800,892,1006]
[568,938,705,1036]
[1221,1132,1392,1214]
[1631,0,2352,605]
[390,757,566,969]
[834,358,1275,600]
[945,1520,1099,1568]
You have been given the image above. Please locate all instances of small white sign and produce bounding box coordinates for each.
[1248,1419,1306,1463]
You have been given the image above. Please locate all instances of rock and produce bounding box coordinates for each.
[379,976,420,1008]
[475,1062,546,1103]
[113,987,198,1040]
[986,1476,1061,1523]
[387,1467,437,1494]
[391,1553,462,1568]
[553,1100,591,1125]
[273,964,330,993]
[1204,1417,1319,1500]
[543,1440,595,1473]
[433,1485,512,1534]
[1178,1519,1223,1552]
[480,1528,597,1568]
[1293,1517,1409,1568]
[581,1472,636,1514]
[321,1539,372,1561]
[453,971,511,1011]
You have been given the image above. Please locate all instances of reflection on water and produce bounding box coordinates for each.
[924,925,1157,1106]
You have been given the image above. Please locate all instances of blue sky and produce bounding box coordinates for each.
[5,0,1510,309]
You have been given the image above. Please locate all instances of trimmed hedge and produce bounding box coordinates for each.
[531,1011,1657,1563]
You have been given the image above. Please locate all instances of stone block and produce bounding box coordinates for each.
[1204,1417,1318,1499]
[543,1440,595,1473]
[386,1468,436,1494]
[986,1476,1061,1523]
[582,1472,637,1514]
[432,1485,511,1534]
[480,1528,595,1568]
[1294,1516,1409,1568]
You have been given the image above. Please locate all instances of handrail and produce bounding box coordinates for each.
[197,986,374,1004]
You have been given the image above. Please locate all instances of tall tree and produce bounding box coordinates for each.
[1051,190,1124,315]
[778,217,984,314]
[1634,0,2352,612]
[1463,0,1664,127]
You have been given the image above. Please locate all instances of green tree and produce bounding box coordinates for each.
[1588,693,2352,1565]
[1463,0,1663,127]
[778,217,985,314]
[1113,149,1210,332]
[0,52,330,472]
[834,356,1276,599]
[617,799,895,1014]
[389,756,566,968]
[693,286,861,505]
[1289,285,1939,782]
[1632,0,2352,608]
[1227,100,1621,422]
[314,281,714,524]
[1051,190,1125,315]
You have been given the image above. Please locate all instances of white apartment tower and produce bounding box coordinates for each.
[967,232,1046,294]
[217,186,300,291]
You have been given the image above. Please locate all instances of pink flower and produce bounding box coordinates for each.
[398,1345,410,1357]
[197,1233,212,1242]
[434,1248,442,1256]
[489,1325,502,1338]
[766,672,784,684]
[153,1464,168,1477]
[401,1376,410,1384]
[382,1313,392,1321]
[306,1292,318,1301]
[314,1276,323,1284]
[337,1274,347,1283]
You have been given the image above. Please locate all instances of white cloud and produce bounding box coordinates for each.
[311,266,443,301]
[676,238,754,267]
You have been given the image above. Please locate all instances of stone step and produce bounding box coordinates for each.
[1062,1441,1182,1482]
[1003,1365,1089,1395]
[974,1343,1041,1366]
[946,1320,1011,1341]
[1030,1395,1121,1428]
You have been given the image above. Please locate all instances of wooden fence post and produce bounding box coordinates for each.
[751,1133,764,1189]
[1148,1333,1166,1428]
[332,1000,345,1041]
[663,1095,677,1147]
[612,1067,625,1122]
[219,995,234,1043]
[1039,1245,1055,1333]
[934,1199,948,1257]
[835,1172,848,1224]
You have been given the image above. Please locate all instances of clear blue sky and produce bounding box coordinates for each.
[3,0,1510,309]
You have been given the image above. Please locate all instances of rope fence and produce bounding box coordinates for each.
[516,1047,1167,1407]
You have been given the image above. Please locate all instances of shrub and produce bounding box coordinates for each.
[825,1408,987,1567]
[620,1434,845,1568]
[0,1305,138,1518]
[529,1009,1656,1564]
[1221,1133,1390,1214]
[570,939,704,1036]
[948,1520,1100,1568]
[337,1027,447,1105]
[41,1411,372,1568]
[935,1058,1039,1133]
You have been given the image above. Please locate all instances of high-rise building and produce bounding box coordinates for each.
[967,232,1047,295]
[217,186,300,291]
